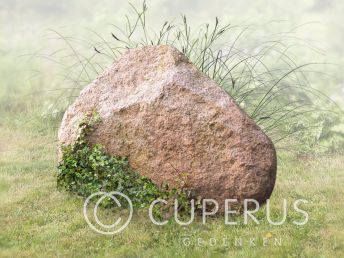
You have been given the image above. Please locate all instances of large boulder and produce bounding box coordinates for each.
[58,45,277,209]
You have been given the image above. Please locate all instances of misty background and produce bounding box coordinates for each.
[0,0,343,146]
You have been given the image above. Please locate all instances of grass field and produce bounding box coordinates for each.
[0,119,343,258]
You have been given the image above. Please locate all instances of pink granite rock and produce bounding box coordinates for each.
[58,45,277,210]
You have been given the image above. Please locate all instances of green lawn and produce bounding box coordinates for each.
[0,121,343,258]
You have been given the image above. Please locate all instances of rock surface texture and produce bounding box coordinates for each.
[58,45,277,210]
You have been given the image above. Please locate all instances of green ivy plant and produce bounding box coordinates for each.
[57,112,199,215]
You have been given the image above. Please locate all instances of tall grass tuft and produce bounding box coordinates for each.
[37,1,342,154]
